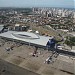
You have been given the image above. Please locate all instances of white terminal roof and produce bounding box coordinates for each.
[0,31,53,46]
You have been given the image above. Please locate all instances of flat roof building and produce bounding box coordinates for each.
[0,31,53,46]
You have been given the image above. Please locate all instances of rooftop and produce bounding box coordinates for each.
[0,31,53,46]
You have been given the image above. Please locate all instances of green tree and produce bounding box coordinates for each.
[65,36,75,49]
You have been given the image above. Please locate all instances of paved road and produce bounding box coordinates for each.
[0,59,40,75]
[33,44,75,57]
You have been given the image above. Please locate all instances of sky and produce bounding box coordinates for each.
[0,0,74,8]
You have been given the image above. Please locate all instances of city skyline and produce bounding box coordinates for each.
[0,0,74,8]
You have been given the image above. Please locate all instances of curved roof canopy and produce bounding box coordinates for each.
[0,31,53,46]
[12,32,40,39]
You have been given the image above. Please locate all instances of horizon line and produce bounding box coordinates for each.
[0,6,74,9]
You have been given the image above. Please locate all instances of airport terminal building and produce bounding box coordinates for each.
[0,31,53,46]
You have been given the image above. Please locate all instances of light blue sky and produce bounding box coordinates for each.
[0,0,74,8]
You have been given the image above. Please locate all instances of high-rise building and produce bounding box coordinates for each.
[73,12,75,18]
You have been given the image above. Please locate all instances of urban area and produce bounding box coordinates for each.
[0,7,75,75]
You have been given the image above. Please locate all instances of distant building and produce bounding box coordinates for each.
[73,12,75,18]
[14,24,29,31]
[0,25,4,32]
[14,24,20,31]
